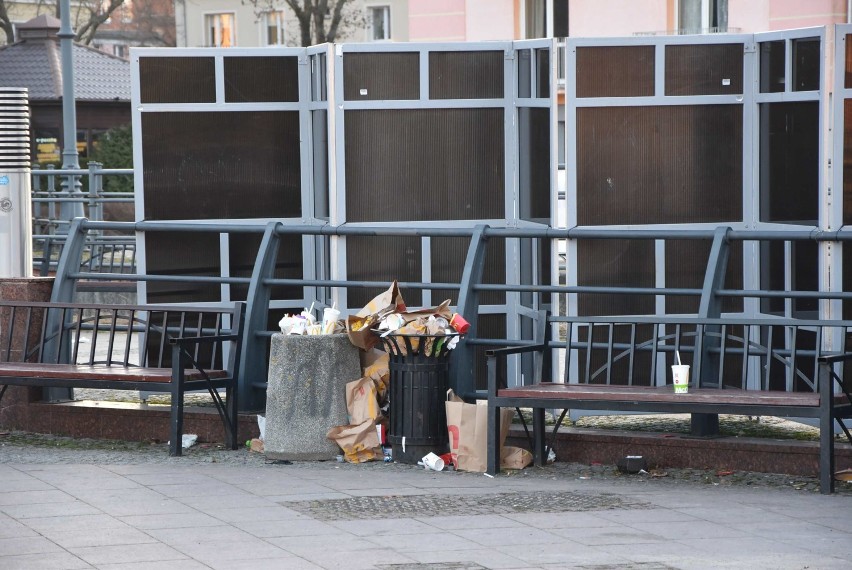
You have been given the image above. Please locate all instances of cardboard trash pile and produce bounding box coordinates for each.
[324,281,533,472]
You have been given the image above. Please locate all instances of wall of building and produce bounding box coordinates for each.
[568,0,669,37]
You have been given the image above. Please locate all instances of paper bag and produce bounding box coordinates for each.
[326,418,382,463]
[500,446,533,470]
[356,280,407,318]
[361,349,390,400]
[346,376,381,424]
[347,314,380,350]
[445,389,512,472]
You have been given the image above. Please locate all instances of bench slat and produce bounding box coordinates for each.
[498,383,822,407]
[0,362,227,382]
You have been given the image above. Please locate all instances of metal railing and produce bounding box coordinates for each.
[31,164,135,276]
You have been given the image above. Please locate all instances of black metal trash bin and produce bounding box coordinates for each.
[377,332,459,464]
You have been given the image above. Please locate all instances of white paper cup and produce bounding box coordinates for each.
[671,364,690,394]
[322,307,341,334]
[422,452,445,471]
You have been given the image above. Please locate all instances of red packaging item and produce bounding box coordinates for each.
[449,313,470,334]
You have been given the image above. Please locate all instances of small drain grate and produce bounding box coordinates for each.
[283,491,649,521]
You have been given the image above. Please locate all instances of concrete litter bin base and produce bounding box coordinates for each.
[264,333,361,460]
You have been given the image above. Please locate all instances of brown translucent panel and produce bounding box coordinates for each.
[224,56,299,102]
[144,232,221,304]
[760,241,818,317]
[430,236,506,306]
[846,35,852,88]
[664,240,743,315]
[792,38,820,92]
[577,239,655,317]
[575,46,654,98]
[518,50,532,98]
[519,108,551,222]
[139,57,215,104]
[760,41,785,93]
[844,244,852,320]
[429,51,503,99]
[344,109,504,222]
[759,102,818,224]
[576,105,742,225]
[345,235,422,308]
[343,52,419,100]
[844,100,852,225]
[536,48,550,98]
[141,111,301,220]
[228,233,304,302]
[665,44,743,96]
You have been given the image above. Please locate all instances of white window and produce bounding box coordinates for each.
[262,10,285,46]
[678,0,727,34]
[369,6,391,41]
[205,13,235,47]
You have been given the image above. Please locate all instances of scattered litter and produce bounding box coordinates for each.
[716,470,734,477]
[257,415,266,440]
[638,469,649,475]
[248,438,264,453]
[650,469,669,478]
[483,473,494,478]
[547,448,557,464]
[181,434,198,449]
[834,468,852,482]
[616,455,647,474]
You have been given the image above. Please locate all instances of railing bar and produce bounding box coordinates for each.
[650,323,659,385]
[88,308,100,365]
[764,325,773,390]
[606,324,613,386]
[124,309,135,367]
[584,324,593,384]
[562,322,572,383]
[718,324,727,388]
[628,323,636,386]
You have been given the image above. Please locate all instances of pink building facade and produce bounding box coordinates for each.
[407,0,850,41]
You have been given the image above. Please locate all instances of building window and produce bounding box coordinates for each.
[678,0,728,34]
[369,6,391,41]
[262,10,285,46]
[205,13,235,47]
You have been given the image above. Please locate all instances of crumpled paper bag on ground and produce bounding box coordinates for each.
[445,389,512,473]
[501,446,533,470]
[326,418,382,463]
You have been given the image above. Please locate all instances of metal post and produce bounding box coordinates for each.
[58,0,84,227]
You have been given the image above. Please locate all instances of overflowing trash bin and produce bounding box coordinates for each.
[376,331,460,464]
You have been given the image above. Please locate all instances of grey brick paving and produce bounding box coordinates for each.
[0,434,851,569]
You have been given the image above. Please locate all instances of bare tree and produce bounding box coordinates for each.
[0,0,128,45]
[245,0,362,47]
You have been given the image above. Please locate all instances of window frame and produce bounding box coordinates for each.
[204,12,236,48]
[261,10,286,46]
[368,5,391,42]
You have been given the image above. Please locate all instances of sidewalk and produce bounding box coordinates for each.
[1,437,850,570]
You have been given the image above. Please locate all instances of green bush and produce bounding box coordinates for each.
[91,124,134,193]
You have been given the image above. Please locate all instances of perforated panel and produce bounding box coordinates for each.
[576,46,654,98]
[139,57,215,104]
[224,56,299,102]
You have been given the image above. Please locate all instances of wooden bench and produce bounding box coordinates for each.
[486,313,852,494]
[0,300,245,456]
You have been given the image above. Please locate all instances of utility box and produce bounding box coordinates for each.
[0,87,32,278]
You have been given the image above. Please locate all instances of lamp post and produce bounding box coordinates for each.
[58,0,84,225]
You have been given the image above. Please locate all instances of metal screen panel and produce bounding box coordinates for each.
[224,56,299,102]
[229,233,304,302]
[141,111,302,220]
[139,57,215,104]
[665,43,743,96]
[577,239,655,317]
[431,236,506,306]
[575,46,654,98]
[758,102,819,224]
[519,107,551,221]
[760,41,786,93]
[576,105,743,225]
[665,240,743,315]
[144,232,221,303]
[792,38,820,92]
[343,52,419,100]
[428,51,504,99]
[343,108,504,222]
[345,235,423,308]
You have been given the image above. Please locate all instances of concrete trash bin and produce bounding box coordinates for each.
[377,332,459,464]
[264,333,361,460]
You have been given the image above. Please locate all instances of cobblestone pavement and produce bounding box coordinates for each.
[1,430,851,569]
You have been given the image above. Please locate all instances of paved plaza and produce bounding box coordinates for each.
[0,436,850,570]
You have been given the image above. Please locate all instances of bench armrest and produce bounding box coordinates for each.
[169,334,240,346]
[485,342,547,358]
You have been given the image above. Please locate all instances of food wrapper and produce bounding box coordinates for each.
[346,376,382,424]
[356,280,407,318]
[361,349,389,400]
[326,418,382,463]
